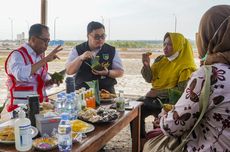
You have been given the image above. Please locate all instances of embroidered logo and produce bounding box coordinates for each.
[102,54,109,60]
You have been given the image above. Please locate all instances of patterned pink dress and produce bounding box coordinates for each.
[160,63,230,152]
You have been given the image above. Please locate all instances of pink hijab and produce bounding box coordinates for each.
[198,5,230,65]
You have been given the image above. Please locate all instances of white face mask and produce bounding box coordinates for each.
[167,51,179,61]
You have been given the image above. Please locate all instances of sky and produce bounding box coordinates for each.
[0,0,229,41]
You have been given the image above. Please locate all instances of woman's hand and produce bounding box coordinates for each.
[142,53,150,66]
[153,117,160,128]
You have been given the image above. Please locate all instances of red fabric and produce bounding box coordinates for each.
[4,48,27,75]
[20,47,34,64]
[36,75,44,103]
[14,86,33,91]
[4,48,28,112]
[21,47,47,103]
[5,47,48,112]
[146,128,163,140]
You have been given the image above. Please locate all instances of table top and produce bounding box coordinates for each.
[0,101,142,152]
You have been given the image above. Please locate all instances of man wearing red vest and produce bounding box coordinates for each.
[5,24,62,112]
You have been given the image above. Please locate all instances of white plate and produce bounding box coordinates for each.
[80,123,95,134]
[100,97,115,103]
[0,119,38,144]
[71,120,95,134]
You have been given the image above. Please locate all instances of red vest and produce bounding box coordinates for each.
[5,47,48,112]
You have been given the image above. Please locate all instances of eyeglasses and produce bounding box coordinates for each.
[90,34,106,40]
[36,36,50,44]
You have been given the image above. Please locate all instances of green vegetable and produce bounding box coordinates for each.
[91,64,105,71]
[91,56,110,71]
[51,72,64,82]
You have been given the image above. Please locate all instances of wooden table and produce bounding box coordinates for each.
[0,101,143,152]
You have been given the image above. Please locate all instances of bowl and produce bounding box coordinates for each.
[33,137,58,151]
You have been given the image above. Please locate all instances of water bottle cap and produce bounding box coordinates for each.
[57,93,62,98]
[70,92,75,97]
[60,92,66,96]
[119,90,124,93]
[16,106,26,118]
[66,94,72,98]
[61,113,69,120]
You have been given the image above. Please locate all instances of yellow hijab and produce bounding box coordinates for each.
[151,32,197,90]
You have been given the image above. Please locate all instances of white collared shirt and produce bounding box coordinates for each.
[7,43,50,83]
[66,47,124,71]
[167,51,179,61]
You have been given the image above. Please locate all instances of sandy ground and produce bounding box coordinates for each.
[0,48,199,151]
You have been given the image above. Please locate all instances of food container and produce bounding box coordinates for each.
[35,114,61,136]
[28,94,40,127]
[33,137,58,151]
[115,98,125,112]
[65,76,75,93]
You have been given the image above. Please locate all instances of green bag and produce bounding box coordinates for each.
[143,66,212,152]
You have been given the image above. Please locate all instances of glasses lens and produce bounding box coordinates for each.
[37,36,50,43]
[94,34,106,40]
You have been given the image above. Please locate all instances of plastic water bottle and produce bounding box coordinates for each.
[75,94,82,111]
[80,92,86,110]
[70,92,78,119]
[58,113,72,152]
[14,107,32,151]
[55,93,63,114]
[64,94,76,120]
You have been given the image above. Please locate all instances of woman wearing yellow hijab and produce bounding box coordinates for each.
[140,32,197,138]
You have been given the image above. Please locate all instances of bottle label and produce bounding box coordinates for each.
[19,124,31,147]
[58,134,72,145]
[58,126,72,147]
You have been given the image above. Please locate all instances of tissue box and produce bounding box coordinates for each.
[35,114,61,136]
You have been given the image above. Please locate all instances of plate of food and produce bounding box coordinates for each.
[33,137,58,151]
[78,107,119,123]
[100,89,116,103]
[0,119,38,144]
[70,119,95,134]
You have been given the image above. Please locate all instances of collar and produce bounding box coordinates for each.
[86,41,102,57]
[22,43,37,56]
[167,51,179,61]
[22,43,40,61]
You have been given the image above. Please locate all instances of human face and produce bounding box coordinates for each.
[87,28,106,50]
[163,36,174,57]
[31,28,50,55]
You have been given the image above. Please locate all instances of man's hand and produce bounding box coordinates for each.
[45,45,63,62]
[45,78,62,87]
[31,45,63,75]
[142,53,150,66]
[80,51,94,61]
[92,67,109,76]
